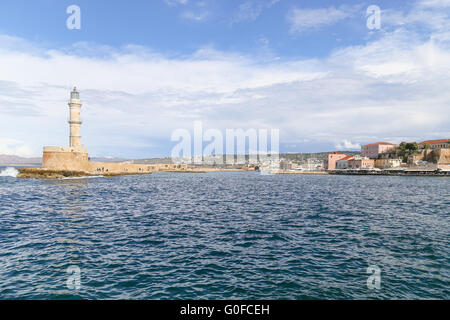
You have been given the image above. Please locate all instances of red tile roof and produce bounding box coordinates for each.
[419,139,449,145]
[338,155,355,161]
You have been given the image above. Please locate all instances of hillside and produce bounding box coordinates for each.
[0,155,127,166]
[131,151,362,165]
[0,155,41,166]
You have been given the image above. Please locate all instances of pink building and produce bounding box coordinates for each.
[326,152,348,170]
[361,142,396,159]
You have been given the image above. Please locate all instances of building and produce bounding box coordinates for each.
[279,160,293,171]
[418,139,450,150]
[348,156,375,170]
[361,142,396,159]
[375,158,402,169]
[335,155,355,169]
[42,88,187,173]
[326,152,348,170]
[297,158,324,171]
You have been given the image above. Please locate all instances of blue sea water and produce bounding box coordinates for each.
[0,167,449,299]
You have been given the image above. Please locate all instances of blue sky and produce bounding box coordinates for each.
[0,0,449,158]
[0,0,408,58]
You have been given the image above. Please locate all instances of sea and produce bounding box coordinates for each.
[0,166,448,299]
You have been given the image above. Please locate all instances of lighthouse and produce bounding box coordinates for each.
[42,87,89,171]
[41,87,180,174]
[69,87,82,147]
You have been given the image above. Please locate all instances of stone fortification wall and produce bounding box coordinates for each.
[409,148,450,165]
[436,148,450,164]
[42,147,89,171]
[87,162,187,174]
[42,147,187,174]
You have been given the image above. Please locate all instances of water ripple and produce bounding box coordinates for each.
[0,171,449,299]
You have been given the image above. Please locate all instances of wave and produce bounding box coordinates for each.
[0,167,18,178]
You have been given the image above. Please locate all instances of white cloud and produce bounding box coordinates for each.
[165,0,211,23]
[287,5,360,33]
[164,0,188,7]
[0,138,34,157]
[335,140,361,151]
[0,1,449,157]
[232,0,280,24]
[418,0,450,7]
[180,10,209,22]
[382,1,450,34]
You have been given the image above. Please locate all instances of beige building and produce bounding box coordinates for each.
[42,88,187,174]
[348,156,374,170]
[375,158,402,169]
[279,161,293,171]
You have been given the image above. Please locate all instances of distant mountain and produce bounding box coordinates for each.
[90,157,129,163]
[0,155,42,166]
[0,154,129,166]
[130,157,175,164]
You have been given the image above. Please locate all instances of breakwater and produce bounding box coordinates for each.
[330,169,450,176]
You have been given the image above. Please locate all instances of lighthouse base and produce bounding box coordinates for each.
[42,146,89,171]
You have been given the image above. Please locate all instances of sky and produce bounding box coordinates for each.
[0,0,449,158]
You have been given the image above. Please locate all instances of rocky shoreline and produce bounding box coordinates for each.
[16,168,247,179]
[17,168,152,179]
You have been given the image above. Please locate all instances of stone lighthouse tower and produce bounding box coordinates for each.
[42,87,89,171]
[69,87,82,148]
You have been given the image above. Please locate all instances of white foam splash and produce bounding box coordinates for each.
[0,167,19,178]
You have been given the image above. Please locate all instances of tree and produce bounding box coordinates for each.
[396,141,419,163]
[404,142,418,151]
